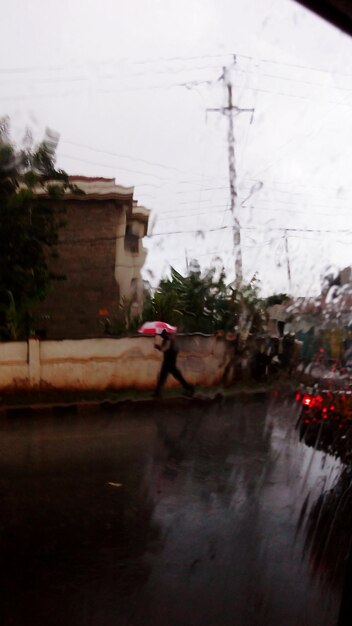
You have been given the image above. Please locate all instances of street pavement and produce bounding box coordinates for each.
[0,394,348,625]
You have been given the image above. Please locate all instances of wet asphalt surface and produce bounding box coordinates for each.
[0,394,350,626]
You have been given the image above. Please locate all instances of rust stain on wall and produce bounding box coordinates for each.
[0,336,230,393]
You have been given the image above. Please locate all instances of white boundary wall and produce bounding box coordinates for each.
[0,335,228,392]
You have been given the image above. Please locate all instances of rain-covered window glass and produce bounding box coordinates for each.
[0,1,351,625]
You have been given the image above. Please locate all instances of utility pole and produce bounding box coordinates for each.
[284,229,292,294]
[208,61,254,287]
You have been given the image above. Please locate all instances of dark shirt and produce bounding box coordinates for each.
[160,336,178,363]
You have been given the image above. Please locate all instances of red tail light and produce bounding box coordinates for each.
[302,395,312,406]
[301,394,323,408]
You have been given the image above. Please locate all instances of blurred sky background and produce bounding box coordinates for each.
[1,0,352,296]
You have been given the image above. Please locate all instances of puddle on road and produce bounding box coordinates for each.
[0,397,350,626]
[135,396,349,626]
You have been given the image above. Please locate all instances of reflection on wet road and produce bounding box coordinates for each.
[0,395,349,625]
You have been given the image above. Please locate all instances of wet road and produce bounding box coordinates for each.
[0,395,349,625]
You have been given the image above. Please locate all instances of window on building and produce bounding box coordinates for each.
[124,224,139,253]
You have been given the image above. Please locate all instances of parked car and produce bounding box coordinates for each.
[296,386,352,462]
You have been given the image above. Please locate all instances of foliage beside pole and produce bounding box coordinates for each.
[0,117,79,340]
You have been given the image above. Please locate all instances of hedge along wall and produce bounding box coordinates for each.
[0,335,229,392]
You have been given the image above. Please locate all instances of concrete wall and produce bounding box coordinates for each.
[0,335,227,393]
[0,342,29,390]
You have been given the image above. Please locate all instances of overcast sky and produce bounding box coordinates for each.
[1,0,352,296]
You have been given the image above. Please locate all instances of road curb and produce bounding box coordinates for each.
[0,387,275,417]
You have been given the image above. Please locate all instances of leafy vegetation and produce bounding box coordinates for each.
[0,118,78,340]
[264,293,290,308]
[105,261,267,336]
[102,296,142,336]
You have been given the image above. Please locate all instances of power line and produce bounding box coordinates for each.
[59,143,352,206]
[57,145,352,207]
[55,153,350,218]
[149,225,230,237]
[56,150,351,211]
[0,53,233,76]
[162,193,351,210]
[59,152,168,181]
[155,203,351,220]
[243,226,352,233]
[162,234,346,272]
[156,207,232,220]
[56,150,352,230]
[147,225,351,238]
[2,72,352,108]
[3,60,352,95]
[2,49,352,80]
[59,140,230,187]
[167,235,287,261]
[61,140,189,177]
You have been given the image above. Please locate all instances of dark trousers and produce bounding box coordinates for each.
[155,357,192,396]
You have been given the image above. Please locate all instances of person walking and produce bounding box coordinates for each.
[153,329,194,397]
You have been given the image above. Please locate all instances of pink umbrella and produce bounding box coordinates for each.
[138,321,177,335]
